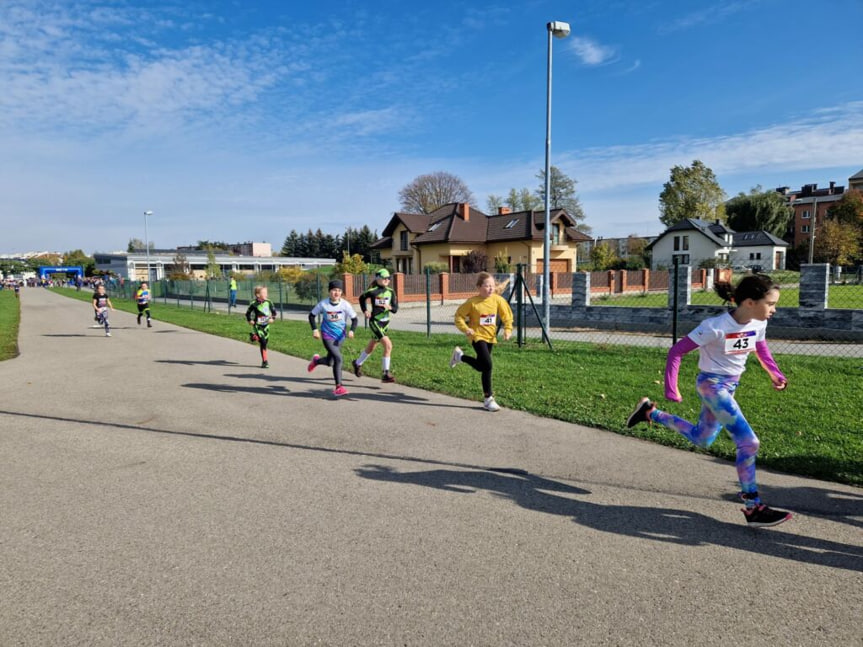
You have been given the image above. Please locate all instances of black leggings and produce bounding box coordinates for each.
[461,340,494,397]
[318,336,345,385]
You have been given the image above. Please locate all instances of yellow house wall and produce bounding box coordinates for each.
[378,222,581,272]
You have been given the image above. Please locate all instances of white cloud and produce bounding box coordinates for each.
[568,36,617,66]
[558,102,863,192]
[659,1,756,34]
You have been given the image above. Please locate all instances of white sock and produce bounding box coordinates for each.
[383,357,391,371]
[357,351,369,365]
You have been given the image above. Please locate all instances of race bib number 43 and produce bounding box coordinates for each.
[724,331,756,354]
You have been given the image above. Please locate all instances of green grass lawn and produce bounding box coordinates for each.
[40,288,863,487]
[0,290,21,360]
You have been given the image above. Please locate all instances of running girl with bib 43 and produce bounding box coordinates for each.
[626,274,792,528]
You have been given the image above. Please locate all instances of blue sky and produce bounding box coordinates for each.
[1,0,862,254]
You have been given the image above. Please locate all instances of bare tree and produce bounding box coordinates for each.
[398,171,475,214]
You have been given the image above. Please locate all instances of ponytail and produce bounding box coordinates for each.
[714,274,777,304]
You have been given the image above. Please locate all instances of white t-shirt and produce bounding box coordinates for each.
[687,311,767,376]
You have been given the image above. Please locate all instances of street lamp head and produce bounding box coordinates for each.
[548,21,571,38]
[144,210,153,216]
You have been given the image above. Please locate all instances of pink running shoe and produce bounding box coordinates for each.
[333,385,348,397]
[307,354,320,372]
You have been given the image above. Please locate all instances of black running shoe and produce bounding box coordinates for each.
[137,315,142,325]
[382,372,395,383]
[351,359,362,377]
[261,361,269,369]
[626,397,655,428]
[743,504,792,527]
[147,320,152,328]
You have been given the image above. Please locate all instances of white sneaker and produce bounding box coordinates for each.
[449,346,463,368]
[105,332,111,337]
[483,396,500,412]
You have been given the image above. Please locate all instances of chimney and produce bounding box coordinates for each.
[829,181,836,193]
[460,203,470,222]
[498,206,512,215]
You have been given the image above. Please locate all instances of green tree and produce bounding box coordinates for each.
[281,230,301,256]
[62,249,95,275]
[725,186,794,237]
[658,160,727,227]
[205,246,221,278]
[828,189,863,227]
[334,252,368,275]
[488,188,542,213]
[814,220,861,266]
[398,171,475,214]
[590,242,619,271]
[168,253,191,279]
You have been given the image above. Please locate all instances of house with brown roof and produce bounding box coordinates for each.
[371,203,591,274]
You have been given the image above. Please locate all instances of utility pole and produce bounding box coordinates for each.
[807,197,818,264]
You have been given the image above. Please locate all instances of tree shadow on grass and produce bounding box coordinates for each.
[355,465,863,573]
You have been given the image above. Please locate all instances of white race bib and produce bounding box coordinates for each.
[479,313,496,326]
[724,331,756,355]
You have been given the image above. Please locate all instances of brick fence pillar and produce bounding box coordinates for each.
[341,273,355,301]
[393,272,406,305]
[440,272,450,304]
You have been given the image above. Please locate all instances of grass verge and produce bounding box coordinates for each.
[0,290,21,360]
[52,288,863,487]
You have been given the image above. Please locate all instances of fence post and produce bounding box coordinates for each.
[516,264,524,347]
[425,266,431,338]
[642,269,649,295]
[572,271,590,308]
[799,264,829,309]
[440,273,450,305]
[670,261,692,343]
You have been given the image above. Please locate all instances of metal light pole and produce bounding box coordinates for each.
[543,20,570,330]
[144,210,153,282]
[807,197,817,264]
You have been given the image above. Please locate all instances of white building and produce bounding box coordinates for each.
[646,219,788,271]
[94,251,335,281]
[729,231,788,271]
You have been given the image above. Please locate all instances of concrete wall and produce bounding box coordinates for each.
[538,264,863,340]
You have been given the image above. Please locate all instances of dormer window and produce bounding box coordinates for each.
[428,221,443,232]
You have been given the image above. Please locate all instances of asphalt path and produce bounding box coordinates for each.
[1,288,861,646]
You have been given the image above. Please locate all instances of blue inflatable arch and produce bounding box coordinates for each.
[39,266,84,279]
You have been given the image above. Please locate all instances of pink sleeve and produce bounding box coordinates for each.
[665,336,698,401]
[755,340,786,383]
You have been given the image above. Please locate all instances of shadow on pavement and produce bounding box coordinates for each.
[155,359,241,366]
[355,465,863,573]
[180,381,476,409]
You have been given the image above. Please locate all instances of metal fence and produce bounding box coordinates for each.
[105,263,863,358]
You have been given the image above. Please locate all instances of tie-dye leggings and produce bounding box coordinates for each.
[650,372,760,494]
